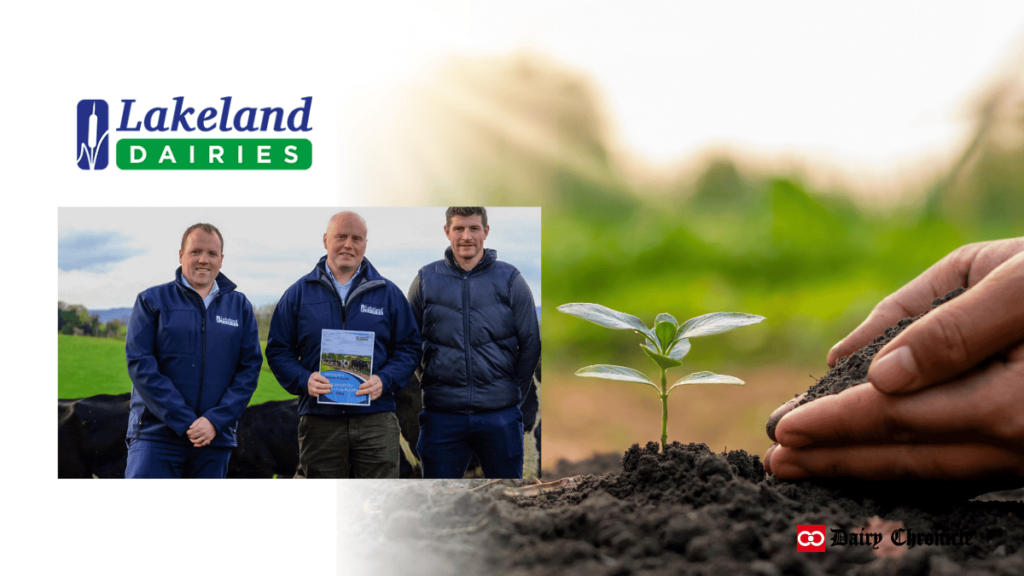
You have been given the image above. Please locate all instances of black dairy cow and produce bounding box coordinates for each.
[57,360,542,479]
[58,394,301,479]
[58,395,419,478]
[58,394,130,478]
[225,399,299,478]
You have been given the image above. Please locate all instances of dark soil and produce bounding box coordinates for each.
[346,443,1024,575]
[343,286,1023,574]
[544,452,624,480]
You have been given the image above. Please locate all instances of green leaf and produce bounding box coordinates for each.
[575,364,660,393]
[667,338,691,360]
[655,321,677,351]
[558,303,655,342]
[675,312,765,340]
[655,313,678,327]
[667,371,745,394]
[641,343,682,369]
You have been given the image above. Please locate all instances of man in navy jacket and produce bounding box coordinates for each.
[266,211,421,478]
[408,207,541,478]
[125,223,263,478]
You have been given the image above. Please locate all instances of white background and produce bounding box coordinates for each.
[6,2,1024,575]
[12,4,345,575]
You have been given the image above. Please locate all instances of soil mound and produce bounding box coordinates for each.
[349,442,1023,575]
[543,452,624,480]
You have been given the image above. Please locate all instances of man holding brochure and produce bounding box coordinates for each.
[125,223,263,478]
[266,211,421,478]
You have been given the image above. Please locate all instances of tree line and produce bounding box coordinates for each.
[58,302,126,338]
[57,301,277,341]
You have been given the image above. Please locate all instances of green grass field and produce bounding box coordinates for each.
[58,334,294,405]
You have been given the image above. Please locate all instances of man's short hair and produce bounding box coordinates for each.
[181,223,224,253]
[445,207,487,228]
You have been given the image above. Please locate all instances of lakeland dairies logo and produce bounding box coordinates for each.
[360,304,384,316]
[75,97,313,171]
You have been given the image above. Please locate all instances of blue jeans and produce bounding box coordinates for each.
[125,438,232,479]
[417,405,524,479]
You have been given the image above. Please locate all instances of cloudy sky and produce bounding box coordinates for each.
[58,207,540,310]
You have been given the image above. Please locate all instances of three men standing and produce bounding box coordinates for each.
[408,207,541,478]
[121,209,537,479]
[125,224,263,478]
[266,211,422,478]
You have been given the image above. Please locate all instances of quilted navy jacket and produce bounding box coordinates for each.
[409,248,540,415]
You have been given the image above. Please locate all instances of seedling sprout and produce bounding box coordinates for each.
[557,303,765,452]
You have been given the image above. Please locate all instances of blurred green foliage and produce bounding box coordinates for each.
[544,160,1018,372]
[358,53,1023,374]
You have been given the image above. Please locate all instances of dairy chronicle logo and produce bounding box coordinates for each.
[796,525,826,553]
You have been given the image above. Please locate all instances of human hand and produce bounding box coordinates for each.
[187,416,217,448]
[355,375,383,401]
[765,238,1024,480]
[826,238,1024,373]
[307,372,332,397]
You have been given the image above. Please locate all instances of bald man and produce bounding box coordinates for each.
[266,211,422,478]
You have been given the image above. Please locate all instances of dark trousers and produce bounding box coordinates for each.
[125,438,232,479]
[417,405,524,479]
[297,411,400,478]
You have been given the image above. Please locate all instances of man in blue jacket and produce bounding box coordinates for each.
[408,207,541,478]
[125,223,263,478]
[266,211,421,478]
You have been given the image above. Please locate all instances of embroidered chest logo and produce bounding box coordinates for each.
[360,304,384,316]
[215,315,239,327]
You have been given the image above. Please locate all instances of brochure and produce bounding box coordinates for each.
[318,329,375,406]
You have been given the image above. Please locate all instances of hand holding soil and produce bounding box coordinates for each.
[766,238,1024,481]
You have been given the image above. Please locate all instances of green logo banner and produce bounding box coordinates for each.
[116,139,312,170]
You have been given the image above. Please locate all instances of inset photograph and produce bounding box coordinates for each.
[58,207,540,479]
